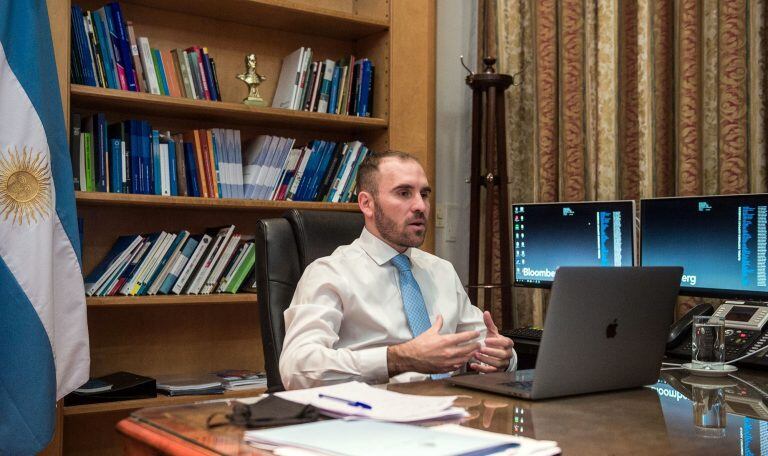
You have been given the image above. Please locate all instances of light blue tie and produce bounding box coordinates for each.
[391,254,449,379]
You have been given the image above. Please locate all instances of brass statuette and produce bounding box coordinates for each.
[236,54,267,106]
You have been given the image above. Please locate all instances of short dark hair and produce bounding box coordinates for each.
[356,150,421,195]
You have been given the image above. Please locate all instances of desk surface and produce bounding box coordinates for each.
[120,368,768,455]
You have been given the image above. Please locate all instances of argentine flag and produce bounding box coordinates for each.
[0,1,90,453]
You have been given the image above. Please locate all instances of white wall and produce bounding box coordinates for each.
[434,0,477,282]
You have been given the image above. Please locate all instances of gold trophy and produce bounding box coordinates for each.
[236,54,267,106]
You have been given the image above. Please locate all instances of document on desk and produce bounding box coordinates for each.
[273,381,467,422]
[243,420,520,456]
[430,424,561,456]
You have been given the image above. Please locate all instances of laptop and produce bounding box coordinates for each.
[449,267,683,400]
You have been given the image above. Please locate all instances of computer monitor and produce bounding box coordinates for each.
[640,194,768,299]
[512,200,636,288]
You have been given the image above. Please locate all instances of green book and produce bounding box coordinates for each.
[151,48,168,96]
[225,244,255,293]
[83,132,95,192]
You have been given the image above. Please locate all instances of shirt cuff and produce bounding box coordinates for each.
[354,346,389,384]
[506,348,518,372]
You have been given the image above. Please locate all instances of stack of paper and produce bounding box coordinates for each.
[274,381,467,422]
[244,420,560,456]
[155,373,223,396]
[431,424,561,456]
[213,369,267,391]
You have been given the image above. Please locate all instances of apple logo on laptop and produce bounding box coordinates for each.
[606,319,618,338]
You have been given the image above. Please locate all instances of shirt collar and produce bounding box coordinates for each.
[358,227,413,266]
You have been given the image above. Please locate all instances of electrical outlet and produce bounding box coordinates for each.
[435,204,446,228]
[444,204,458,242]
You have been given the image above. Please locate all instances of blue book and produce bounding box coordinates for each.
[292,142,319,201]
[107,122,127,192]
[108,2,137,91]
[328,65,342,115]
[325,143,355,202]
[211,131,223,198]
[358,60,372,117]
[141,121,152,194]
[151,130,161,195]
[91,11,117,89]
[303,141,332,201]
[201,50,219,101]
[341,146,369,202]
[128,120,140,194]
[110,138,122,193]
[95,113,108,192]
[71,6,96,86]
[307,142,336,201]
[158,235,200,294]
[141,231,189,295]
[84,235,142,296]
[168,138,178,196]
[184,142,200,197]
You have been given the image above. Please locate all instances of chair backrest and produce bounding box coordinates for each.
[255,209,365,391]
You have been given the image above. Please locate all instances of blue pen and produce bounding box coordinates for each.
[318,394,373,410]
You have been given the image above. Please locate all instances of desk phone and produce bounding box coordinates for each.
[667,301,768,368]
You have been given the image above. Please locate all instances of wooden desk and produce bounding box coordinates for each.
[118,369,768,455]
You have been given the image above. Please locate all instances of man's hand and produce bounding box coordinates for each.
[469,311,515,373]
[387,315,481,376]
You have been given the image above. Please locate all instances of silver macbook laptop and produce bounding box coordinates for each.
[449,267,683,400]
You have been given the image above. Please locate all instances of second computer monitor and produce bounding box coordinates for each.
[640,194,768,299]
[512,200,636,288]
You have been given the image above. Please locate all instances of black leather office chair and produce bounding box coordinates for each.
[255,209,365,392]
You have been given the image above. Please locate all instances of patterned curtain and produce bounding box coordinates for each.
[491,0,768,326]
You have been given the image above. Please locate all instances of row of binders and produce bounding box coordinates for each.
[71,114,243,198]
[71,113,371,203]
[243,137,370,202]
[84,225,255,297]
[71,2,222,101]
[273,47,374,117]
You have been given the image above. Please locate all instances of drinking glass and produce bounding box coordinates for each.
[691,315,725,370]
[691,385,726,438]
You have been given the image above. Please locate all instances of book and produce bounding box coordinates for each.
[147,230,190,295]
[137,37,160,94]
[201,234,241,294]
[185,225,234,294]
[272,47,304,109]
[158,235,199,294]
[70,113,81,190]
[125,21,144,92]
[224,243,256,293]
[171,233,212,294]
[84,235,143,296]
[316,59,336,113]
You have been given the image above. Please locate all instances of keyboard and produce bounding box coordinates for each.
[502,327,543,341]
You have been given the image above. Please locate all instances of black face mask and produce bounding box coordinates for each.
[207,395,320,429]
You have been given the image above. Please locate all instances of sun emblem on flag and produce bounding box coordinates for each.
[0,146,51,225]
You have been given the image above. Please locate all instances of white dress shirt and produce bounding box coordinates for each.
[279,228,517,390]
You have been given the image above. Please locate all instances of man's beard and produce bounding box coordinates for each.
[373,201,427,249]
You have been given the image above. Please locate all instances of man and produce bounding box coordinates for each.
[279,151,516,390]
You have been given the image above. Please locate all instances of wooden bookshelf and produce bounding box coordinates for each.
[75,190,361,211]
[126,0,390,40]
[63,388,265,416]
[72,85,389,132]
[51,0,435,454]
[86,293,258,307]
